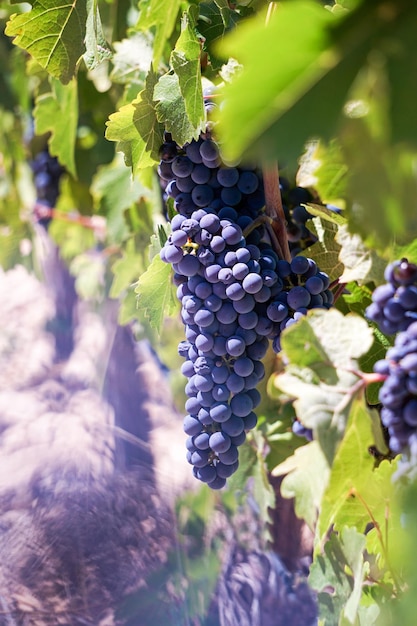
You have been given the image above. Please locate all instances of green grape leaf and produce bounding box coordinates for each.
[273,441,330,531]
[83,0,112,71]
[364,460,402,571]
[135,254,178,333]
[154,73,197,147]
[215,1,367,166]
[110,238,144,299]
[69,252,106,301]
[171,9,205,135]
[317,397,376,541]
[282,309,374,372]
[34,77,78,177]
[49,217,95,261]
[91,156,147,243]
[309,526,368,626]
[6,0,87,84]
[340,91,417,249]
[105,69,162,174]
[227,440,257,493]
[110,33,153,85]
[264,403,305,471]
[300,139,348,207]
[392,239,417,266]
[133,68,164,162]
[336,225,387,285]
[198,2,229,42]
[252,429,276,525]
[302,215,343,282]
[136,0,182,67]
[272,310,374,463]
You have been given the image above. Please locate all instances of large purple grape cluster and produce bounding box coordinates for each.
[158,133,333,487]
[366,259,417,335]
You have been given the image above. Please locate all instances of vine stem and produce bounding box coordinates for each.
[262,162,292,262]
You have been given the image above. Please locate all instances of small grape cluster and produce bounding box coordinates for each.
[30,149,64,227]
[159,133,333,487]
[279,181,317,256]
[374,321,417,464]
[366,259,417,335]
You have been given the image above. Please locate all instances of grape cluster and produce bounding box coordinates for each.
[279,181,317,256]
[374,321,417,462]
[292,419,313,441]
[30,149,64,227]
[366,259,417,335]
[159,133,333,487]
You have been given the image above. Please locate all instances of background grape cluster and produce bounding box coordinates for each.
[30,148,64,227]
[158,132,333,487]
[370,260,417,475]
[366,259,417,336]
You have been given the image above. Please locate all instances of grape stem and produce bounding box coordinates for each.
[330,280,347,303]
[262,162,292,262]
[242,214,283,259]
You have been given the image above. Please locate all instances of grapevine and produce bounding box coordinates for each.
[2,0,417,624]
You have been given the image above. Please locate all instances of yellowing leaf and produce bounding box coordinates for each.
[6,0,87,84]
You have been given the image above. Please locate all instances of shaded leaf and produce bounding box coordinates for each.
[309,527,368,625]
[135,254,178,333]
[110,238,144,299]
[299,139,348,207]
[70,251,105,300]
[302,215,343,282]
[215,0,365,165]
[6,0,87,84]
[154,73,197,147]
[91,155,147,243]
[34,77,78,177]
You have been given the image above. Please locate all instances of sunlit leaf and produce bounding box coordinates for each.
[83,0,112,71]
[171,9,205,135]
[136,0,182,67]
[154,73,197,146]
[135,254,178,333]
[273,441,330,530]
[6,0,87,84]
[105,69,163,174]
